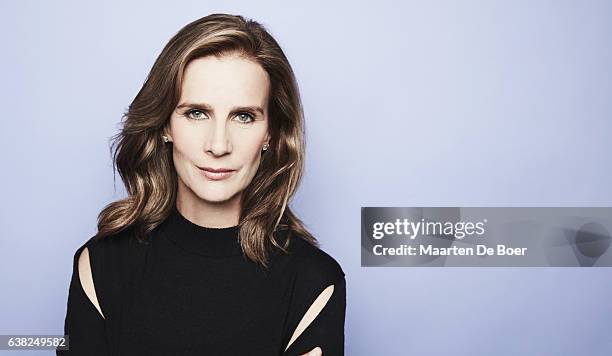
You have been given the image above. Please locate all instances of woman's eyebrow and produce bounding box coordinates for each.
[176,102,264,115]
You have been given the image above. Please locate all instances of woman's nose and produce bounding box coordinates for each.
[206,120,232,156]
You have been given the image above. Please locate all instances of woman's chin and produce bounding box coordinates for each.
[196,190,238,204]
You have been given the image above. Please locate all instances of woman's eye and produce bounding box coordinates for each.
[186,109,206,120]
[236,113,255,124]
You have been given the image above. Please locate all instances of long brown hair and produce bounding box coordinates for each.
[96,13,318,269]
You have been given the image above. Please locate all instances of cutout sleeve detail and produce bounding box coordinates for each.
[78,247,105,319]
[57,241,109,355]
[283,273,347,356]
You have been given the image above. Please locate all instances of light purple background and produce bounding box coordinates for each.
[1,1,611,355]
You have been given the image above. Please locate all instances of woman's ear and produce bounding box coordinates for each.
[264,132,271,145]
[162,126,173,142]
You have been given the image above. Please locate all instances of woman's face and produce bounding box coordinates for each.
[166,53,270,209]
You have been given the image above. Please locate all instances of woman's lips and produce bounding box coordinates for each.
[198,167,236,180]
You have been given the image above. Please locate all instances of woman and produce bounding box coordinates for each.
[58,13,346,356]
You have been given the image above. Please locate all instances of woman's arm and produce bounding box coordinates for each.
[57,244,109,355]
[283,275,347,356]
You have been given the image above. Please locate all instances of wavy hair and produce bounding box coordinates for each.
[95,13,318,269]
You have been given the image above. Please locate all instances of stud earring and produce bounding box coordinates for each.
[162,135,169,143]
[262,143,269,151]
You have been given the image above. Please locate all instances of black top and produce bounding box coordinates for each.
[58,205,346,355]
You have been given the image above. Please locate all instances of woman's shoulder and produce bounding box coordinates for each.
[70,225,140,278]
[68,226,141,322]
[280,230,346,286]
